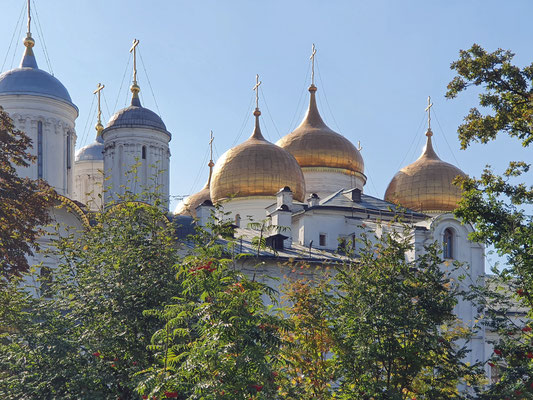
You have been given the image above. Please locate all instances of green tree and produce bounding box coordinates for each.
[0,106,54,278]
[328,229,481,399]
[0,199,182,399]
[138,213,286,400]
[446,44,533,399]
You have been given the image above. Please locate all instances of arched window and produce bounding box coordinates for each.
[443,228,454,259]
[37,121,43,178]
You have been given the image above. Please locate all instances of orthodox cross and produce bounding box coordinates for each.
[425,96,433,130]
[209,130,214,163]
[310,43,317,86]
[130,39,140,85]
[94,83,105,125]
[27,0,31,36]
[252,74,262,109]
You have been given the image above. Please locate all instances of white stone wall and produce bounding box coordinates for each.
[0,95,78,197]
[216,197,276,227]
[102,126,170,209]
[302,168,365,198]
[73,159,104,211]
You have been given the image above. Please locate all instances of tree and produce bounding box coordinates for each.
[327,228,482,399]
[138,212,286,400]
[446,44,533,398]
[0,199,182,399]
[0,106,54,278]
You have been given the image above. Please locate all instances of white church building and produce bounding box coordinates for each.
[0,10,491,377]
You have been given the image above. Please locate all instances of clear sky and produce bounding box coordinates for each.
[1,0,531,268]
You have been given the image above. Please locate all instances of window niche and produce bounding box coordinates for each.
[443,228,454,259]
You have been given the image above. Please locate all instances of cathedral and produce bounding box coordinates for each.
[0,9,491,377]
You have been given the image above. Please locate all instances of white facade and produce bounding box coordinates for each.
[73,157,104,211]
[102,124,170,208]
[0,95,78,197]
[302,168,365,198]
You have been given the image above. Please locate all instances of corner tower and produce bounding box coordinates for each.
[0,4,78,196]
[102,40,171,209]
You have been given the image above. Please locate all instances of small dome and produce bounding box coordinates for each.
[75,135,104,162]
[210,110,306,203]
[0,42,75,108]
[276,85,364,176]
[384,129,466,213]
[175,159,215,217]
[105,96,169,136]
[175,184,210,217]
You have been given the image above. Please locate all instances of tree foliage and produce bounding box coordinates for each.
[328,229,481,399]
[447,44,533,398]
[0,199,182,399]
[0,106,54,278]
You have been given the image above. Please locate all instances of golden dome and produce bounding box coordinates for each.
[384,129,466,213]
[210,109,306,203]
[175,160,214,218]
[276,85,365,177]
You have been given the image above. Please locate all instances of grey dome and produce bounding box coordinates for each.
[75,136,104,162]
[0,48,75,108]
[105,96,170,136]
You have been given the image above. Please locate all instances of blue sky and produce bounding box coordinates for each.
[1,0,531,268]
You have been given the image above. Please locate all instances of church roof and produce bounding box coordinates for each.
[0,39,76,108]
[75,135,104,162]
[105,96,170,135]
[303,188,427,219]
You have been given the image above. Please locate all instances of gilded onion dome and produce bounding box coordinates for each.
[175,159,214,217]
[384,128,466,213]
[210,108,306,203]
[276,84,364,178]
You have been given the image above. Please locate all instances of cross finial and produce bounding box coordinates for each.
[425,96,433,131]
[130,39,140,86]
[209,130,214,163]
[252,74,262,110]
[357,140,363,152]
[310,43,317,86]
[27,0,31,37]
[94,83,105,131]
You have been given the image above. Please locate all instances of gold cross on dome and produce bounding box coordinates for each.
[94,83,105,125]
[310,43,317,86]
[252,74,262,109]
[209,130,214,162]
[425,96,433,130]
[27,0,31,37]
[130,39,140,85]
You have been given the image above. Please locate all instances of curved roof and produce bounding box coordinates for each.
[276,85,364,176]
[105,95,169,136]
[75,135,104,162]
[210,110,306,202]
[0,43,75,108]
[384,130,466,213]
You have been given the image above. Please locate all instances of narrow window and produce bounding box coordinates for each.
[37,121,43,178]
[66,131,71,169]
[443,228,454,259]
[142,145,147,160]
[319,233,326,247]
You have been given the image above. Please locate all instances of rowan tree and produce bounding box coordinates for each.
[0,106,53,278]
